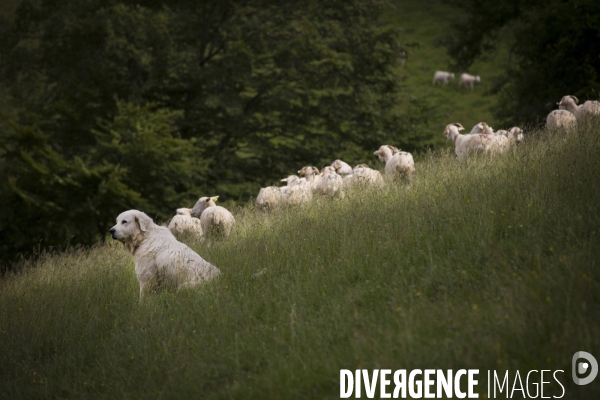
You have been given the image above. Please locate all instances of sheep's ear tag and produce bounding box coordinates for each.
[211,196,219,202]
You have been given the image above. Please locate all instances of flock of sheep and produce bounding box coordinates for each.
[546,95,600,130]
[112,92,598,300]
[164,147,418,241]
[164,94,599,245]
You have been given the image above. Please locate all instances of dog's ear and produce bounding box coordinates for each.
[134,212,152,232]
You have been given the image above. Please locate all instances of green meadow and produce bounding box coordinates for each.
[1,122,599,398]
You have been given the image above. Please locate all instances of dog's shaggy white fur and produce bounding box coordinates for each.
[110,210,220,300]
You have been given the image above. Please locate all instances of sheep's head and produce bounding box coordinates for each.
[374,145,395,162]
[320,166,336,176]
[176,208,193,216]
[298,166,319,177]
[387,145,400,154]
[558,95,579,110]
[508,127,524,143]
[192,196,218,217]
[477,122,493,134]
[476,76,481,82]
[444,123,464,138]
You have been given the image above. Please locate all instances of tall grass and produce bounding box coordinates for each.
[1,124,599,399]
[388,0,512,146]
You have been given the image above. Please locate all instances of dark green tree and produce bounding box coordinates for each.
[0,0,433,264]
[442,0,600,126]
[0,116,144,266]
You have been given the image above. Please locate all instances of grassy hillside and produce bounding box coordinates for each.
[2,122,599,399]
[389,0,510,148]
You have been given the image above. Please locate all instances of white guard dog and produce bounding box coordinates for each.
[110,210,220,300]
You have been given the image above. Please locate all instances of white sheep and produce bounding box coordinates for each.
[506,127,524,143]
[350,164,384,188]
[443,123,489,158]
[373,145,415,181]
[331,159,353,176]
[298,166,321,191]
[485,134,511,154]
[557,95,600,121]
[256,186,282,211]
[458,73,481,90]
[167,208,204,238]
[546,110,577,132]
[280,174,313,205]
[469,122,495,135]
[280,184,313,206]
[495,127,524,144]
[192,196,235,238]
[315,166,345,197]
[432,71,455,86]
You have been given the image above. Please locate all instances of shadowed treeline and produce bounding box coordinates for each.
[0,0,433,265]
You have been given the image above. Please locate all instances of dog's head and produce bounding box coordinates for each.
[110,210,153,246]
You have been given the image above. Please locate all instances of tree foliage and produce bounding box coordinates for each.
[0,0,432,264]
[442,0,600,125]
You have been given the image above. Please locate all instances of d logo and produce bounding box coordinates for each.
[572,351,598,385]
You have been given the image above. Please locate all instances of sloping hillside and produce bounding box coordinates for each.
[1,123,599,398]
[389,0,510,148]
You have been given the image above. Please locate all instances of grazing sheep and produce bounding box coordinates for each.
[331,159,353,177]
[373,145,415,181]
[557,95,600,121]
[349,164,385,188]
[485,134,511,154]
[280,173,313,205]
[315,166,345,197]
[110,210,220,300]
[458,73,481,90]
[503,127,524,144]
[256,186,282,211]
[280,183,313,206]
[192,196,235,238]
[432,71,455,86]
[168,208,203,238]
[469,122,495,135]
[443,123,489,158]
[192,196,217,218]
[298,166,321,191]
[546,109,577,132]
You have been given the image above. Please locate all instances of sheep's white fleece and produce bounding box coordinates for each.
[168,208,203,237]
